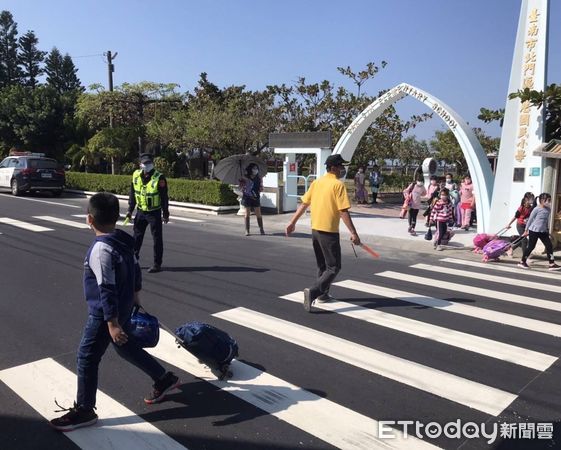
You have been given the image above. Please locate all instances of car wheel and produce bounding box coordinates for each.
[11,178,21,196]
[51,190,62,197]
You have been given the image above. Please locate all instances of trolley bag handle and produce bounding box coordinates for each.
[495,227,509,237]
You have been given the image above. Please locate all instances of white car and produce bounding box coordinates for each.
[0,153,65,196]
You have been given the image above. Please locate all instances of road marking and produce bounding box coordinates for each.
[147,329,438,450]
[0,194,80,208]
[441,257,561,281]
[412,263,561,294]
[213,307,517,416]
[33,215,90,229]
[72,214,203,224]
[333,280,561,338]
[0,217,53,232]
[0,358,187,450]
[168,216,203,223]
[376,271,561,313]
[279,291,556,371]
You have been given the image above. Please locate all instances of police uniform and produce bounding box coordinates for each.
[127,154,169,273]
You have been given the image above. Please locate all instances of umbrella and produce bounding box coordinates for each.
[213,154,268,185]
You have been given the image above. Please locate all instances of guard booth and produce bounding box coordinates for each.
[268,132,332,212]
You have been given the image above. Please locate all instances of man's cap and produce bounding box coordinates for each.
[325,154,349,167]
[139,153,154,163]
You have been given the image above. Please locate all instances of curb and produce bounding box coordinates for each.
[65,189,240,216]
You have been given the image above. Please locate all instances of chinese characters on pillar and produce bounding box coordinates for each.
[515,8,540,163]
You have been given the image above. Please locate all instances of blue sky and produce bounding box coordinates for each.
[3,0,560,142]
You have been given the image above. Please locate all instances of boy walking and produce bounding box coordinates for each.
[50,193,179,432]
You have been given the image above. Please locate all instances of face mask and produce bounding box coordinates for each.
[446,179,452,183]
[416,181,423,186]
[251,168,259,176]
[430,180,436,185]
[141,163,154,173]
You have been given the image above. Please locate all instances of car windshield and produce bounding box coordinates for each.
[28,159,58,169]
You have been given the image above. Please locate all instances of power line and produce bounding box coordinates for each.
[69,53,104,59]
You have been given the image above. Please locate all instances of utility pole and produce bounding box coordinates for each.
[104,50,118,173]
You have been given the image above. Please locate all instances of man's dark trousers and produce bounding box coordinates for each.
[309,230,341,299]
[133,209,163,266]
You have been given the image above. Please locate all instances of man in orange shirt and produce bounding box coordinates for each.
[286,154,361,312]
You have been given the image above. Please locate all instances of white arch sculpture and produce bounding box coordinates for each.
[333,82,494,233]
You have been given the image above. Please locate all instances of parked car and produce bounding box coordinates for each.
[0,152,65,196]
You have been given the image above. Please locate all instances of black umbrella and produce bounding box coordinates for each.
[213,154,268,185]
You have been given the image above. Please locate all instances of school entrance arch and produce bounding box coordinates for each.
[332,82,494,233]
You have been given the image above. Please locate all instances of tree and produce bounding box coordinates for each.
[0,10,22,87]
[337,61,388,96]
[478,107,505,127]
[45,48,83,93]
[396,136,431,174]
[509,84,561,140]
[430,128,498,175]
[18,30,46,88]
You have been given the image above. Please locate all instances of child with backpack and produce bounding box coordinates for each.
[403,179,427,236]
[518,193,560,270]
[430,188,453,251]
[50,193,180,432]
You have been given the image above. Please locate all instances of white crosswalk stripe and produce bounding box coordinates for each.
[0,358,188,450]
[33,215,90,229]
[376,270,561,313]
[334,279,561,337]
[279,291,556,371]
[441,257,561,280]
[0,217,53,232]
[213,307,517,416]
[146,329,437,449]
[411,263,561,293]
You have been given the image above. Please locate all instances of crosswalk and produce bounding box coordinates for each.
[2,258,561,448]
[0,213,204,233]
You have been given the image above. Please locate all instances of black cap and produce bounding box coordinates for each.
[139,153,154,163]
[325,154,349,168]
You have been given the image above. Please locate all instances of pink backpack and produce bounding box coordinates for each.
[473,233,494,250]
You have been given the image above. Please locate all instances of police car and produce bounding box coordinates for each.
[0,152,65,196]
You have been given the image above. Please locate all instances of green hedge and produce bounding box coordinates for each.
[65,172,238,206]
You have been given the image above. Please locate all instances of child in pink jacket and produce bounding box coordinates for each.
[403,180,427,236]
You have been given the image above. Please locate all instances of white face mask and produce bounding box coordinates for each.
[446,179,452,183]
[141,163,154,173]
[416,181,423,186]
[359,169,364,173]
[251,168,259,176]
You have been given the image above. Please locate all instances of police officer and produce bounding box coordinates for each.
[125,153,169,273]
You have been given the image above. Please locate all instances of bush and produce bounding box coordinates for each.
[65,172,238,206]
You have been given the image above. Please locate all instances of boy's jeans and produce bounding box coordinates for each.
[77,314,166,409]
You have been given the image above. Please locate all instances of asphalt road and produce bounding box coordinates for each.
[0,191,560,450]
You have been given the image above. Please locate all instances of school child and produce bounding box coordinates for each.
[518,193,560,270]
[430,188,453,251]
[403,179,427,236]
[459,175,474,231]
[50,193,180,432]
[423,176,439,227]
[506,192,534,256]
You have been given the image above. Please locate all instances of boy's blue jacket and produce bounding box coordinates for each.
[83,229,141,322]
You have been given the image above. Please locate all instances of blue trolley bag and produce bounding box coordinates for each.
[174,322,239,379]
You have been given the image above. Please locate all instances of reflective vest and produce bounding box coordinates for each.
[132,169,162,211]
